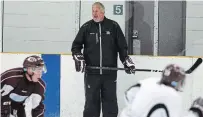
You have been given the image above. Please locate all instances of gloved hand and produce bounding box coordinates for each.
[73,53,85,73]
[123,56,136,74]
[1,99,12,117]
[189,97,203,117]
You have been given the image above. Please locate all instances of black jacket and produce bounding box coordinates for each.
[71,17,128,74]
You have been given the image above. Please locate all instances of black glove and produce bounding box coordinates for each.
[189,97,203,117]
[73,53,85,73]
[1,99,11,117]
[123,56,136,74]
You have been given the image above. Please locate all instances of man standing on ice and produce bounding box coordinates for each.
[71,2,136,117]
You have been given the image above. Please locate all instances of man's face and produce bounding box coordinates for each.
[27,66,43,82]
[92,5,104,22]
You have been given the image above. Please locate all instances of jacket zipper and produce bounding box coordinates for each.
[99,23,102,74]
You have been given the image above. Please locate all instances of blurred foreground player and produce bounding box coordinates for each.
[185,97,203,117]
[1,55,47,117]
[120,64,203,117]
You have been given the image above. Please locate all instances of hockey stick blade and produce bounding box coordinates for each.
[86,66,163,72]
[185,58,202,74]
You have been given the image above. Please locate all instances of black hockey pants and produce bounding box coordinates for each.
[83,72,118,117]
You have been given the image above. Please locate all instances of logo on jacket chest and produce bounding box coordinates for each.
[89,30,111,44]
[106,31,110,35]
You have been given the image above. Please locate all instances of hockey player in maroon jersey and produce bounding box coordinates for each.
[1,55,47,117]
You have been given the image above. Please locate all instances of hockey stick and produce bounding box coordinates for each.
[185,58,202,74]
[86,58,202,74]
[86,66,163,72]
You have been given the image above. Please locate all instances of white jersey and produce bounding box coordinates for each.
[184,111,200,117]
[120,77,200,117]
[120,77,183,117]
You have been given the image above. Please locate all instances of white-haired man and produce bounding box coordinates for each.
[71,2,136,117]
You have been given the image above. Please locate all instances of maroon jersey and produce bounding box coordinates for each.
[1,67,46,117]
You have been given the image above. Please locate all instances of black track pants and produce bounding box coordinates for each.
[83,73,118,117]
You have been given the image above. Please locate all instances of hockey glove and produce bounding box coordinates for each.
[123,56,136,74]
[73,53,85,73]
[1,99,12,117]
[189,97,203,117]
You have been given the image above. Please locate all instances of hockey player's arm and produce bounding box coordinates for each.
[1,70,21,96]
[71,24,86,55]
[24,93,43,117]
[124,83,141,105]
[119,83,141,117]
[25,80,46,117]
[1,84,14,96]
[184,97,203,117]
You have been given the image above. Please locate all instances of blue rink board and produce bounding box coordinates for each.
[41,54,60,117]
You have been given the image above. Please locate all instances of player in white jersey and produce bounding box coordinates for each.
[185,97,203,117]
[119,64,203,117]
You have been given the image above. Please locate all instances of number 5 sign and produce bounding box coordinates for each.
[113,5,123,15]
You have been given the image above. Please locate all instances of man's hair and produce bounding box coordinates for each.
[92,2,105,13]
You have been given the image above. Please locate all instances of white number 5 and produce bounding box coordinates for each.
[115,6,122,14]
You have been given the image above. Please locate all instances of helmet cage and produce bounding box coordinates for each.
[28,65,47,74]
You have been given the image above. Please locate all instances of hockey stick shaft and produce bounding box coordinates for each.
[87,58,202,73]
[86,66,163,72]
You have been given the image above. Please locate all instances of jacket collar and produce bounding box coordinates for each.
[92,16,107,24]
